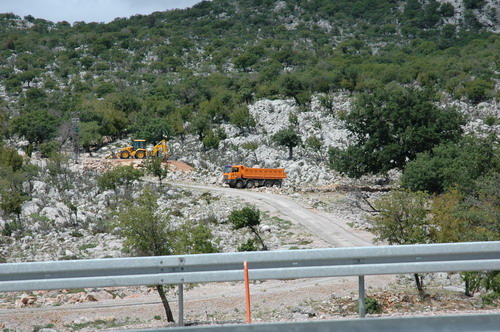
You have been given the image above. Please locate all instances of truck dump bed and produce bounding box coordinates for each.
[240,166,287,179]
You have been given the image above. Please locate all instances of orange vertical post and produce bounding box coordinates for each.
[244,261,251,323]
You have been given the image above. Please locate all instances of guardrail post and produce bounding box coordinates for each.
[358,275,365,318]
[178,283,184,326]
[244,261,251,323]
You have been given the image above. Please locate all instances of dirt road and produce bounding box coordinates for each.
[170,182,374,248]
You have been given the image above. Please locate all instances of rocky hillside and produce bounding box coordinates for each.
[0,2,499,330]
[1,0,499,148]
[0,0,498,261]
[163,93,499,185]
[2,87,497,263]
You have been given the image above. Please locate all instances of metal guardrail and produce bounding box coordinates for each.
[127,314,500,332]
[2,241,500,292]
[1,242,500,326]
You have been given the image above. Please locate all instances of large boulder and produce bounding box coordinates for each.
[21,199,42,218]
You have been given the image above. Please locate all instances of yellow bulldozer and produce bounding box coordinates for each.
[111,139,168,159]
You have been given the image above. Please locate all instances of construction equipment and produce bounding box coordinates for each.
[223,165,287,189]
[112,139,168,159]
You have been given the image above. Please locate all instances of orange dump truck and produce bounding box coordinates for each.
[223,165,287,189]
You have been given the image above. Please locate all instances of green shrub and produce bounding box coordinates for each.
[97,165,144,192]
[401,135,499,194]
[1,221,21,236]
[481,292,499,306]
[364,297,383,314]
[463,79,494,104]
[202,129,220,150]
[238,239,258,252]
[39,141,59,158]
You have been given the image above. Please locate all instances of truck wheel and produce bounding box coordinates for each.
[120,151,130,159]
[136,151,146,159]
[235,181,244,189]
[275,180,282,188]
[246,181,254,189]
[264,181,273,187]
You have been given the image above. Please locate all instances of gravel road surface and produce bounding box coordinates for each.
[172,183,374,247]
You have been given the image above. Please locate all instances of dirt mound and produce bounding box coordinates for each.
[168,160,194,172]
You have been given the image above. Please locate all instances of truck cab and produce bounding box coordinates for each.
[224,165,239,174]
[223,165,241,187]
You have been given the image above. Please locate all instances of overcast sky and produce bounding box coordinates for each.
[0,0,203,24]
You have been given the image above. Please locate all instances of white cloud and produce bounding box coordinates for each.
[0,0,202,23]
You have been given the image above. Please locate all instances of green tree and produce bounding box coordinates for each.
[234,52,259,72]
[18,70,37,88]
[430,189,467,244]
[338,39,364,54]
[24,88,48,109]
[0,179,27,218]
[97,165,144,193]
[230,105,256,133]
[0,185,27,233]
[0,105,9,140]
[439,2,455,17]
[199,97,230,124]
[83,98,127,139]
[79,56,94,69]
[45,153,74,192]
[144,157,169,185]
[228,206,268,251]
[463,79,494,104]
[281,74,310,106]
[191,112,211,141]
[306,135,323,161]
[288,113,299,127]
[4,76,22,94]
[39,141,59,158]
[114,187,218,323]
[174,221,219,254]
[0,144,23,172]
[464,0,484,9]
[401,135,499,194]
[11,110,60,148]
[94,82,115,97]
[131,114,171,143]
[431,175,500,296]
[273,127,301,159]
[448,173,500,242]
[167,111,187,140]
[0,146,29,230]
[79,121,103,155]
[97,103,128,139]
[329,86,465,178]
[441,24,457,40]
[202,129,220,151]
[113,187,176,322]
[370,189,430,294]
